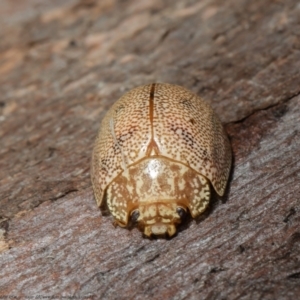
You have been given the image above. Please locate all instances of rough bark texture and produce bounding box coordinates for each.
[0,0,300,299]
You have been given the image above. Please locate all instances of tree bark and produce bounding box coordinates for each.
[0,0,300,299]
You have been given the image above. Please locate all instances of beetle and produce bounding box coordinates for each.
[91,83,231,237]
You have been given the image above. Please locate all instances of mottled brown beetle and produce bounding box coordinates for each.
[91,83,231,237]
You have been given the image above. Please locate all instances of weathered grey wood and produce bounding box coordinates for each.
[0,0,300,299]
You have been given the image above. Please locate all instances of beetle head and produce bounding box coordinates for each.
[131,202,187,237]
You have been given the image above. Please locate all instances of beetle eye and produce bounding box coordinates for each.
[176,207,187,220]
[131,210,140,223]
